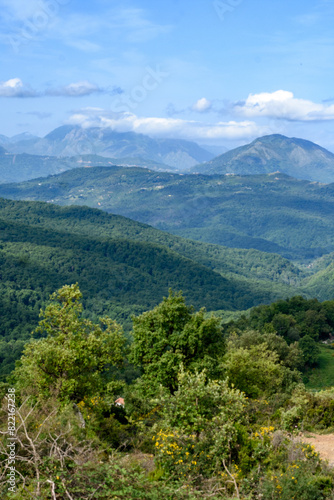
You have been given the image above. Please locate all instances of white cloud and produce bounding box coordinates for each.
[46,81,103,97]
[192,98,212,113]
[0,78,39,97]
[234,90,334,121]
[0,78,120,98]
[67,108,266,141]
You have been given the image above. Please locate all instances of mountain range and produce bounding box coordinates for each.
[0,126,213,170]
[192,134,334,183]
[2,128,334,183]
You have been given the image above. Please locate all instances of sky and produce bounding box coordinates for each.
[1,0,334,151]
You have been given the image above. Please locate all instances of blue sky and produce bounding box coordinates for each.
[1,0,334,150]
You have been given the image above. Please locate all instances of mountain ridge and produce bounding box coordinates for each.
[191,134,334,183]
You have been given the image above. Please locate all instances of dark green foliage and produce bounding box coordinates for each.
[303,346,334,390]
[130,290,225,392]
[228,296,334,344]
[299,335,321,366]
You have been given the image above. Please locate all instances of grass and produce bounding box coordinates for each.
[304,345,334,390]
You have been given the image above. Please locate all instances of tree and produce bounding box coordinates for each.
[130,290,224,392]
[155,368,246,478]
[223,341,285,398]
[14,284,125,402]
[299,335,320,367]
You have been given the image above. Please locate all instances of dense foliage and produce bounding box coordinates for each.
[130,290,225,392]
[1,286,334,499]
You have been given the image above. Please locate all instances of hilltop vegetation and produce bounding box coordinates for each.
[0,149,175,185]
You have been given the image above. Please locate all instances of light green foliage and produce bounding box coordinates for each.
[154,369,246,477]
[130,290,225,392]
[14,284,125,402]
[280,385,310,430]
[226,329,303,370]
[246,296,334,342]
[223,340,285,398]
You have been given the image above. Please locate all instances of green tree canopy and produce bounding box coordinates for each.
[14,284,126,402]
[223,341,285,398]
[299,334,321,367]
[130,290,224,392]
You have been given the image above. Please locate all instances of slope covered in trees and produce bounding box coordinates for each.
[0,197,308,377]
[2,167,334,260]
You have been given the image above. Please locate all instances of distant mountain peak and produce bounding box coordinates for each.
[44,125,81,141]
[191,134,334,183]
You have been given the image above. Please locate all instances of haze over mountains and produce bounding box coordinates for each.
[1,126,334,265]
[192,134,334,183]
[0,126,213,170]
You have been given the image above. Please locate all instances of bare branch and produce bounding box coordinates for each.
[222,459,240,499]
[46,479,57,500]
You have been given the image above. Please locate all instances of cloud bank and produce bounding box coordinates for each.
[68,108,266,141]
[234,90,334,121]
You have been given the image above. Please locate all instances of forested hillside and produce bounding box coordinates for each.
[0,150,174,184]
[0,197,310,377]
[2,167,334,260]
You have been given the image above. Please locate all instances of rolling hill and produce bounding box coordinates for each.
[191,134,334,183]
[2,166,334,260]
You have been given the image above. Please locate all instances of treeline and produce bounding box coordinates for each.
[225,295,334,366]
